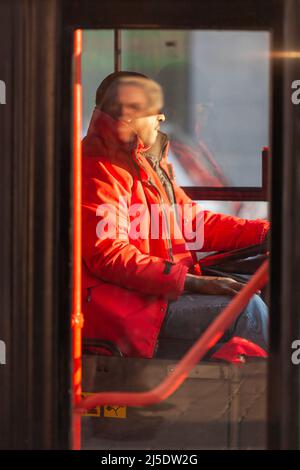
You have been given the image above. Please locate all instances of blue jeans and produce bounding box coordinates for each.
[155,293,268,360]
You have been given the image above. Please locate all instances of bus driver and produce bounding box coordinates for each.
[81,72,269,362]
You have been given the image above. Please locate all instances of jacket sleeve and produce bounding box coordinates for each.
[82,158,188,300]
[173,183,270,253]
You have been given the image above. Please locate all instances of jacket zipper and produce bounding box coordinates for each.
[143,142,180,239]
[158,161,176,205]
[148,177,174,261]
[136,156,174,262]
[157,160,180,226]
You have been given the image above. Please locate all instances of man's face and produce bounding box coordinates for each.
[116,84,164,147]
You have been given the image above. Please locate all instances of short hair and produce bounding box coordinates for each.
[96,72,163,117]
[95,71,147,107]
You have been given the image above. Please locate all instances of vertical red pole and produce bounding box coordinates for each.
[72,29,83,451]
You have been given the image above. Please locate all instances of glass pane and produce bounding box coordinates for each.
[121,29,270,187]
[196,201,269,260]
[198,201,269,219]
[82,30,114,135]
[81,28,269,451]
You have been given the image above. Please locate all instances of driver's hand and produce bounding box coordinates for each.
[184,274,257,297]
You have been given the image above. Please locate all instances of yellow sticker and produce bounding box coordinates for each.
[103,405,127,419]
[81,392,101,417]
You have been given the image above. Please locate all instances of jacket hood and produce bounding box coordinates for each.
[82,107,142,160]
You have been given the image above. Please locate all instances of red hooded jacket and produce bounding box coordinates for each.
[82,109,269,358]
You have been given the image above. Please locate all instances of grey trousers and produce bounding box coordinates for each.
[154,293,268,360]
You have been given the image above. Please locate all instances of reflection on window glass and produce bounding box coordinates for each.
[198,201,269,220]
[82,30,270,187]
[122,30,270,188]
[81,29,269,450]
[82,30,114,134]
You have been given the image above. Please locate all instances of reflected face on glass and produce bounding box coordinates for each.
[115,84,165,147]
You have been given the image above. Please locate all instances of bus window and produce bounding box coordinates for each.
[82,30,114,134]
[198,201,269,220]
[80,27,270,450]
[83,29,270,190]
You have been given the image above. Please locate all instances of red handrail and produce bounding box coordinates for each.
[72,29,83,450]
[75,260,269,413]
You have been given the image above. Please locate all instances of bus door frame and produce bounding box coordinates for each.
[61,0,300,450]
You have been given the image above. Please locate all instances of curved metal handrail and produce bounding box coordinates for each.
[75,260,269,413]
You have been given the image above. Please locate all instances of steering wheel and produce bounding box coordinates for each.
[200,239,269,278]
